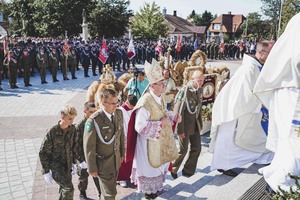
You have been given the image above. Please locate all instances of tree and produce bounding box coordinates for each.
[8,0,36,36]
[187,10,213,27]
[240,12,272,39]
[130,2,168,40]
[31,0,95,37]
[0,0,10,22]
[89,0,133,38]
[201,10,214,27]
[280,0,300,35]
[260,0,281,39]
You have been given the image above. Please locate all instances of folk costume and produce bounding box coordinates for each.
[253,13,300,193]
[126,59,178,196]
[209,54,274,172]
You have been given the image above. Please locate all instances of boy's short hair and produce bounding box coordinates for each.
[127,94,138,106]
[60,104,77,116]
[84,101,96,111]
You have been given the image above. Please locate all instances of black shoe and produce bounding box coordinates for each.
[44,81,48,84]
[145,193,157,199]
[28,84,32,86]
[72,77,77,79]
[93,73,98,76]
[64,77,69,80]
[217,169,238,177]
[182,170,193,178]
[54,79,59,82]
[79,191,88,200]
[14,85,19,88]
[171,172,178,179]
[84,75,90,77]
[41,81,45,84]
[0,87,2,90]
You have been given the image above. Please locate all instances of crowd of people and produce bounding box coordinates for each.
[0,36,257,91]
[17,13,300,200]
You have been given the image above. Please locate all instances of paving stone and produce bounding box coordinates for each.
[12,189,26,198]
[0,187,10,195]
[10,184,24,192]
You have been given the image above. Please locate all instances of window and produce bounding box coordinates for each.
[213,24,221,30]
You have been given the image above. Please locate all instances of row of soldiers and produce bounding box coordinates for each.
[204,42,247,60]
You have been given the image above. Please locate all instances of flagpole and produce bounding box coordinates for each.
[278,0,284,38]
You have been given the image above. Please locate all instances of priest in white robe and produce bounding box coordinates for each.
[253,13,300,193]
[209,40,275,176]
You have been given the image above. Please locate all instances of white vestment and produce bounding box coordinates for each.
[253,13,300,192]
[209,54,273,171]
[131,91,170,194]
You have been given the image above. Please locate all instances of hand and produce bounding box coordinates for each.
[89,171,98,177]
[121,157,125,163]
[173,114,182,123]
[161,116,170,127]
[79,161,88,169]
[43,171,53,184]
[71,164,77,175]
[178,133,186,139]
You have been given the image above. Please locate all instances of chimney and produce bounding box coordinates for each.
[173,10,177,17]
[163,7,167,17]
[228,11,232,15]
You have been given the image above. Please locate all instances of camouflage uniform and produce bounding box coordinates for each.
[75,118,101,197]
[39,121,77,200]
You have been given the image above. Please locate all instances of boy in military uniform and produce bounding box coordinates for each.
[39,104,78,200]
[83,89,125,200]
[75,102,101,200]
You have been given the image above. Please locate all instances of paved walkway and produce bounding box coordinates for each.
[0,59,242,200]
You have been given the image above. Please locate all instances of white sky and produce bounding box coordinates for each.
[129,0,263,18]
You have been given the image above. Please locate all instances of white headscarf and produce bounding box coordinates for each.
[253,13,300,109]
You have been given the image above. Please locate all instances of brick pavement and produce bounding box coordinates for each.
[0,68,136,200]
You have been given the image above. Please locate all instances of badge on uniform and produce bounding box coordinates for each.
[85,121,92,132]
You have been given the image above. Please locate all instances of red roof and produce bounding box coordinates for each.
[164,14,206,34]
[210,13,246,33]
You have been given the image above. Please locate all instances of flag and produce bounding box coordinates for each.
[194,38,198,50]
[127,39,135,60]
[62,40,70,56]
[99,39,109,64]
[3,36,8,56]
[155,40,163,56]
[175,35,182,52]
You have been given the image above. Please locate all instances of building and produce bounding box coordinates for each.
[163,8,206,43]
[208,11,246,43]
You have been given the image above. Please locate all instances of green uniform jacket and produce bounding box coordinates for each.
[83,108,125,175]
[39,122,77,174]
[175,88,203,137]
[75,117,86,163]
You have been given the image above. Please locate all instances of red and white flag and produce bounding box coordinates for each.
[175,35,182,52]
[155,40,163,56]
[62,40,70,56]
[1,36,8,56]
[127,39,135,60]
[99,39,109,64]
